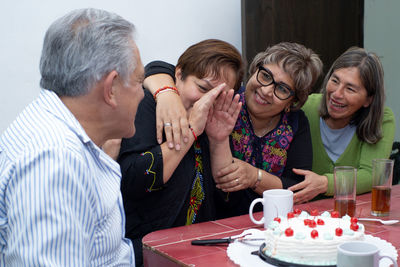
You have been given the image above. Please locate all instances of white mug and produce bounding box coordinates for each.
[249,189,293,228]
[337,241,398,267]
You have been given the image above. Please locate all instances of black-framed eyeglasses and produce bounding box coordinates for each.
[256,65,295,100]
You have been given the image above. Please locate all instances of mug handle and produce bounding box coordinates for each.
[379,254,398,267]
[249,198,264,225]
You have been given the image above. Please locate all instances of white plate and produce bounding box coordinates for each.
[227,233,398,267]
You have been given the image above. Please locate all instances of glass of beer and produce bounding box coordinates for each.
[334,166,357,217]
[371,159,394,216]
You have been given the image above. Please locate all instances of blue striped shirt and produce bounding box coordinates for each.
[0,89,134,266]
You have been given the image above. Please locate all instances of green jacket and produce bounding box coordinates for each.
[302,94,396,196]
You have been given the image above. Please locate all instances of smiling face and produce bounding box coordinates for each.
[176,66,236,112]
[325,67,372,129]
[245,63,295,121]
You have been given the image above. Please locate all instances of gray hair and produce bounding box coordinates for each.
[248,42,323,110]
[40,8,136,96]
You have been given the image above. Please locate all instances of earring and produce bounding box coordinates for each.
[285,106,290,113]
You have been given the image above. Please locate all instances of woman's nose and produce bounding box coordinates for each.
[260,83,274,96]
[332,85,345,98]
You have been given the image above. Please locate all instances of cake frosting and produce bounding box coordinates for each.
[262,209,365,266]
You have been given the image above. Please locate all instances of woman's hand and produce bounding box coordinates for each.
[143,72,189,150]
[155,92,189,150]
[102,138,122,160]
[188,83,227,137]
[205,89,241,142]
[288,168,328,204]
[214,159,257,192]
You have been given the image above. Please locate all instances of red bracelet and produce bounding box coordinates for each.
[189,125,197,141]
[153,86,179,101]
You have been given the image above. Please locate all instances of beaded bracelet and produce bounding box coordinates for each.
[189,125,197,141]
[153,86,179,101]
[252,169,262,190]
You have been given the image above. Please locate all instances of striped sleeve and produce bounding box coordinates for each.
[2,147,95,266]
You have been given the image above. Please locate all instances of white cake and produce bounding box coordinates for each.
[262,209,365,266]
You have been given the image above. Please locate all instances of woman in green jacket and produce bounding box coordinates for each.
[290,47,395,203]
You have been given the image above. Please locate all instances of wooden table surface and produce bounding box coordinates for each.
[143,185,400,266]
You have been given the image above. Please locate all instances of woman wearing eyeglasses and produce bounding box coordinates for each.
[144,42,323,217]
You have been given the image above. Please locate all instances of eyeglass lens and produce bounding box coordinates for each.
[257,67,293,100]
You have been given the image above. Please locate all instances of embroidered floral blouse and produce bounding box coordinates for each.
[218,87,313,218]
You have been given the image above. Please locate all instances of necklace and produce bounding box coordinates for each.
[249,114,279,138]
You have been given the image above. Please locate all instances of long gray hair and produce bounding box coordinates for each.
[40,8,136,96]
[319,47,385,144]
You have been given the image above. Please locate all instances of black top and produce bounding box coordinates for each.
[118,64,218,265]
[119,89,217,239]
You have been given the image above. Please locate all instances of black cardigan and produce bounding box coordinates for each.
[118,88,217,241]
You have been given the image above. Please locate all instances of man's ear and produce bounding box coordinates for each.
[103,70,119,108]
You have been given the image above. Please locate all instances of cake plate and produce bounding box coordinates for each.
[257,243,336,267]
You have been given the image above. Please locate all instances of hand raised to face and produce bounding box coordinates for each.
[205,89,241,143]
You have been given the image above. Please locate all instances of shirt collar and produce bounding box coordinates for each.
[38,89,92,145]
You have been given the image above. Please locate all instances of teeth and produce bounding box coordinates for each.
[330,99,345,108]
[256,92,269,104]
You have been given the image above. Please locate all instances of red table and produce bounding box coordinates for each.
[143,185,400,266]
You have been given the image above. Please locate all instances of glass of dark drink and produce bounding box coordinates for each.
[334,166,357,217]
[371,159,394,216]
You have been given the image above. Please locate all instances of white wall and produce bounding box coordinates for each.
[364,0,400,141]
[2,1,398,141]
[0,0,241,133]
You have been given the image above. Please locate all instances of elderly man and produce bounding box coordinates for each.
[0,8,143,266]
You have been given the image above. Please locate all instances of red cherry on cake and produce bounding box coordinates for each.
[310,209,319,216]
[303,219,311,225]
[285,228,294,236]
[350,223,359,231]
[311,230,318,239]
[317,219,325,225]
[308,220,317,228]
[287,212,295,219]
[350,217,358,224]
[274,217,281,223]
[330,211,340,218]
[335,227,343,236]
[294,208,302,215]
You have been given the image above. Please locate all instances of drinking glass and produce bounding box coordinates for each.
[371,159,394,216]
[334,166,357,217]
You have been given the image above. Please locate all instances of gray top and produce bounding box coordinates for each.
[320,117,356,162]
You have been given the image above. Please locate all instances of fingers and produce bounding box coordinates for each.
[156,118,164,145]
[180,117,190,143]
[230,95,242,119]
[216,177,245,192]
[293,191,308,204]
[220,89,233,112]
[204,83,226,105]
[288,180,307,192]
[213,90,226,112]
[216,161,238,178]
[292,168,310,176]
[293,188,314,204]
[163,122,174,148]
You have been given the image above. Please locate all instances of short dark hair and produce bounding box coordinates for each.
[319,47,385,144]
[248,42,323,110]
[176,39,245,91]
